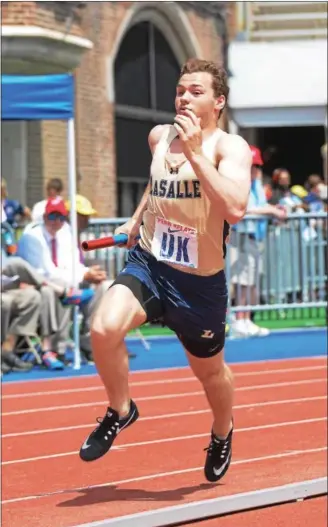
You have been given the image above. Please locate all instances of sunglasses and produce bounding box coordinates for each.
[47,213,67,222]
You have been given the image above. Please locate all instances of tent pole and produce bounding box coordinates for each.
[67,118,81,370]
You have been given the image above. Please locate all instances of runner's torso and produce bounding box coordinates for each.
[139,125,229,276]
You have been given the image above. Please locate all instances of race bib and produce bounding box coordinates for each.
[151,217,198,268]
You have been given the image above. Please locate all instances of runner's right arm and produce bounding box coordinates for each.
[114,124,167,246]
[131,124,167,224]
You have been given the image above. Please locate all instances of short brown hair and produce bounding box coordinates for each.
[179,58,229,102]
[47,178,64,193]
[307,174,322,189]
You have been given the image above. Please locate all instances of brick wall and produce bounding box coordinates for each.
[75,2,226,216]
[3,1,87,206]
[4,1,229,215]
[2,1,84,36]
[75,2,134,217]
[1,1,36,25]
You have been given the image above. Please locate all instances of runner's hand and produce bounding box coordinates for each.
[115,218,140,248]
[174,108,203,160]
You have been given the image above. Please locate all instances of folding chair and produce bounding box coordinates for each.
[15,334,43,364]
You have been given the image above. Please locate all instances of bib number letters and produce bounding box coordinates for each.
[152,217,198,268]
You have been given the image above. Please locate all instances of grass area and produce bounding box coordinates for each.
[254,307,326,330]
[129,308,326,337]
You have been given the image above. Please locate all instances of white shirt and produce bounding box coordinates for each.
[1,203,7,222]
[31,200,47,223]
[17,222,88,287]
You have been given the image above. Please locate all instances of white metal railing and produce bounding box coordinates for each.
[84,213,327,312]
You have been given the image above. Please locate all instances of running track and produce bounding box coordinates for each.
[1,356,327,526]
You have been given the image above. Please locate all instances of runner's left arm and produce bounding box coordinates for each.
[174,109,251,224]
[189,135,251,224]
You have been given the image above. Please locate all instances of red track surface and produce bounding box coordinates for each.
[1,357,327,527]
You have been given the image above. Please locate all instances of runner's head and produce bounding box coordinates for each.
[176,58,229,127]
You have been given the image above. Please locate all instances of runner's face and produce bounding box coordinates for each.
[175,72,224,126]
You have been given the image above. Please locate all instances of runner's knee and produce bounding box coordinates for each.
[197,361,233,388]
[184,339,232,385]
[91,285,146,339]
[91,308,124,341]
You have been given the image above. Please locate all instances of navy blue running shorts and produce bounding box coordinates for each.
[112,244,228,358]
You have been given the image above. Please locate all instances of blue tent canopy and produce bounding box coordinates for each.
[1,73,81,368]
[1,74,74,120]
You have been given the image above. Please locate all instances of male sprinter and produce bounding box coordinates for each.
[80,58,251,482]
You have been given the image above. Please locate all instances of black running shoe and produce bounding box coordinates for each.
[204,426,233,482]
[79,400,139,462]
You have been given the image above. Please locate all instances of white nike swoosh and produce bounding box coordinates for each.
[81,439,91,450]
[213,451,231,477]
[118,408,136,434]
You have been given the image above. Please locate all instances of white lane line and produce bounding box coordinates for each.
[2,378,326,417]
[3,365,326,399]
[2,447,327,505]
[2,396,326,439]
[2,417,326,466]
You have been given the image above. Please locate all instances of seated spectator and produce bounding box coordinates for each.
[17,198,108,361]
[229,146,286,337]
[18,198,106,287]
[1,275,39,374]
[65,194,97,267]
[1,179,31,227]
[1,201,7,222]
[31,178,64,223]
[66,194,97,233]
[2,255,93,369]
[1,220,18,256]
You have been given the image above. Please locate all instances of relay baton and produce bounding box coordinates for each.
[81,233,128,252]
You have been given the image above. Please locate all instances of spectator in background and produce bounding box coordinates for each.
[270,168,306,213]
[229,146,286,337]
[1,201,7,223]
[66,194,97,235]
[1,179,31,227]
[31,178,64,223]
[304,174,327,212]
[1,275,39,374]
[262,174,273,202]
[17,197,108,361]
[2,255,87,369]
[18,198,106,288]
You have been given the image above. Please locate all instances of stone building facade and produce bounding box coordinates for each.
[2,1,235,217]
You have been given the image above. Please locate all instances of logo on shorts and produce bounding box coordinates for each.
[201,330,215,339]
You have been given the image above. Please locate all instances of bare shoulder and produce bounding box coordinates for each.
[216,131,252,164]
[148,124,170,153]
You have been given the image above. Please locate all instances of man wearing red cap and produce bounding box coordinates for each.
[229,146,286,337]
[19,198,106,286]
[17,198,107,360]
